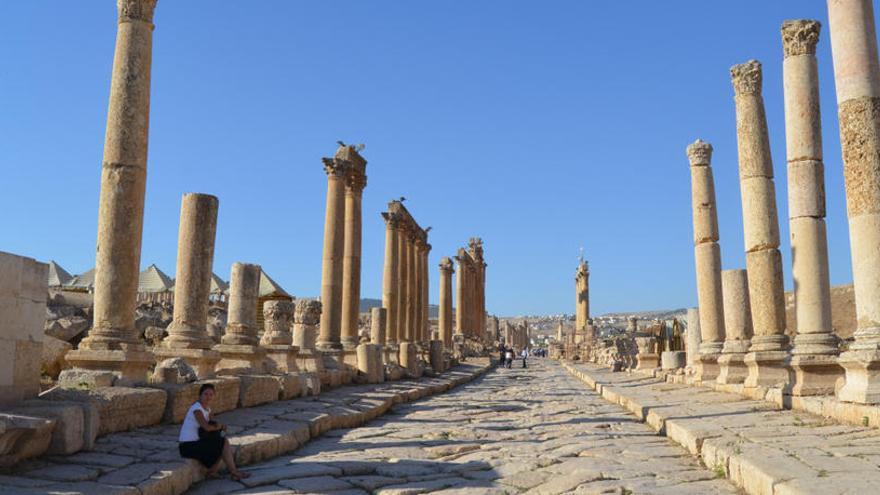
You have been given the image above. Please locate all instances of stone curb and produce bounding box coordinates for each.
[7,360,494,495]
[560,361,880,495]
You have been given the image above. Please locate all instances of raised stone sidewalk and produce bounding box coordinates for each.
[1,360,492,495]
[563,362,880,495]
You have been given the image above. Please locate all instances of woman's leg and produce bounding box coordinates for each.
[222,439,250,479]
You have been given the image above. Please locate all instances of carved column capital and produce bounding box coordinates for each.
[781,19,821,58]
[322,158,348,177]
[730,60,763,96]
[381,212,402,229]
[439,257,455,273]
[294,299,322,325]
[117,0,157,24]
[686,139,714,166]
[345,169,367,192]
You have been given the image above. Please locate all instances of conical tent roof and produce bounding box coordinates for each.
[138,264,174,293]
[66,268,96,289]
[259,271,289,297]
[210,273,228,294]
[47,260,73,287]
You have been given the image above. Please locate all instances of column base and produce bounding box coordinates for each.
[152,347,221,379]
[748,334,789,352]
[213,344,266,375]
[716,352,748,384]
[263,345,300,374]
[320,349,352,385]
[792,332,839,356]
[744,350,791,388]
[694,352,720,383]
[660,351,686,370]
[63,349,154,387]
[788,354,843,396]
[316,341,344,352]
[341,348,359,370]
[296,349,324,373]
[836,349,880,404]
[634,353,659,370]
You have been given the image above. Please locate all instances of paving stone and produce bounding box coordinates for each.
[277,475,353,492]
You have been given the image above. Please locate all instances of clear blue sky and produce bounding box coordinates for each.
[1,1,863,316]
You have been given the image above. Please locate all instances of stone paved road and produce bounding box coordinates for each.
[188,359,739,494]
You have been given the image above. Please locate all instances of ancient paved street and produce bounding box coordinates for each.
[189,360,737,494]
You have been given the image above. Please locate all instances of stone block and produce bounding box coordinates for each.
[12,400,86,455]
[0,413,54,467]
[148,376,240,423]
[40,386,166,436]
[238,375,278,408]
[275,373,306,400]
[41,336,72,379]
[741,176,781,250]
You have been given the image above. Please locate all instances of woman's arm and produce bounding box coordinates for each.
[193,409,221,431]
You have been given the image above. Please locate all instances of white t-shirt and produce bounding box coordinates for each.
[179,402,210,442]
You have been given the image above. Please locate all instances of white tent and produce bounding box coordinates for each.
[138,264,174,293]
[47,260,73,287]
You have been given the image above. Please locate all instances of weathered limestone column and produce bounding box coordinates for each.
[782,19,843,396]
[717,269,753,384]
[405,232,418,343]
[557,320,564,343]
[317,149,348,352]
[340,151,367,350]
[439,257,454,349]
[65,0,158,384]
[370,307,386,345]
[686,139,725,382]
[397,223,410,344]
[731,60,791,388]
[576,261,589,331]
[454,253,465,338]
[381,212,400,345]
[293,299,322,372]
[828,0,880,403]
[686,308,702,368]
[155,193,221,378]
[412,237,425,346]
[421,241,431,347]
[215,263,265,374]
[260,300,298,373]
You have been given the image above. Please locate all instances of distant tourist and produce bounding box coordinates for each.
[521,348,528,368]
[179,384,251,481]
[499,344,507,366]
[505,349,514,368]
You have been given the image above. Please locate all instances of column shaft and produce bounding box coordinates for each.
[340,173,366,348]
[397,225,409,343]
[439,258,454,348]
[222,263,262,346]
[405,235,417,342]
[381,213,399,345]
[317,158,347,350]
[455,256,464,336]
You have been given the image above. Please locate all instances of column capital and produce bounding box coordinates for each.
[439,257,455,273]
[730,60,763,96]
[322,157,348,177]
[781,19,821,58]
[345,169,367,192]
[381,211,402,229]
[118,0,157,24]
[686,139,713,166]
[294,299,322,325]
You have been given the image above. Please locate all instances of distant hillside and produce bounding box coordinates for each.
[360,298,439,318]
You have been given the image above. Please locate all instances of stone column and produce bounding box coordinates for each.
[65,0,158,385]
[405,232,418,343]
[412,238,424,346]
[828,0,880,403]
[557,320,564,343]
[686,308,702,368]
[370,307,386,345]
[717,269,753,384]
[439,257,454,349]
[317,150,348,352]
[293,299,322,372]
[261,300,298,373]
[215,263,265,374]
[381,213,400,346]
[340,153,367,350]
[576,260,589,333]
[155,193,221,378]
[455,254,465,337]
[782,19,843,396]
[421,242,431,346]
[686,139,725,382]
[731,61,791,388]
[397,223,410,344]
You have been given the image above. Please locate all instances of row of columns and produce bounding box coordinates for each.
[453,238,487,341]
[379,201,430,349]
[502,320,529,350]
[687,4,880,403]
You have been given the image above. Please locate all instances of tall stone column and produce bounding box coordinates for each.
[413,238,425,346]
[215,263,265,374]
[397,223,410,344]
[731,60,791,388]
[155,193,221,378]
[717,269,753,384]
[576,260,589,334]
[828,0,880,403]
[782,19,842,396]
[439,257,454,348]
[370,307,386,345]
[421,242,431,346]
[65,0,158,385]
[317,150,348,352]
[340,152,367,350]
[686,139,726,382]
[381,212,400,345]
[454,254,465,338]
[405,233,418,342]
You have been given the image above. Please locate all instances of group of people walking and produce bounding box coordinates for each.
[499,344,530,369]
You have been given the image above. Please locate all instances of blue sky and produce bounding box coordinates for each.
[0,1,863,316]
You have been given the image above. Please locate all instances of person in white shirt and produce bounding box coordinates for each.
[178,383,250,481]
[521,348,528,368]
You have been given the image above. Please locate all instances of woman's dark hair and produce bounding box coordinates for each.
[198,383,216,397]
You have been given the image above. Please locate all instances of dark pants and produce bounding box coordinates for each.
[522,358,527,368]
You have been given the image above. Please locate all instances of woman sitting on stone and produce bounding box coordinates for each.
[178,383,251,481]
